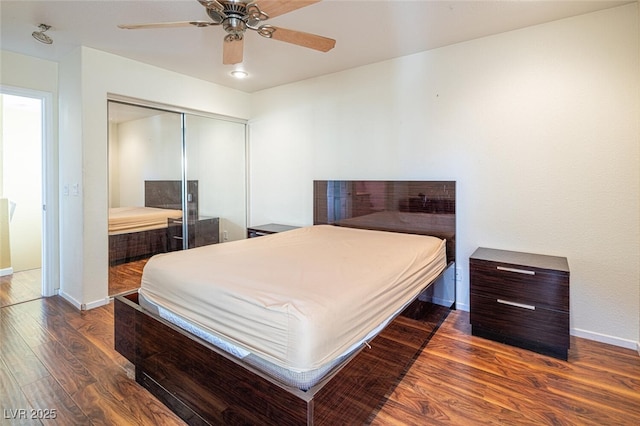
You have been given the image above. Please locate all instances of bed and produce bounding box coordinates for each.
[115,180,456,425]
[108,180,198,265]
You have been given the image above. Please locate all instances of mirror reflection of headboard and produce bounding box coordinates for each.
[314,180,456,264]
[145,180,198,219]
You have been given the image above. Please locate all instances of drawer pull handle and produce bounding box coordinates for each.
[497,299,536,310]
[497,266,535,275]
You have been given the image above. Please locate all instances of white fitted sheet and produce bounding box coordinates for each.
[139,225,446,373]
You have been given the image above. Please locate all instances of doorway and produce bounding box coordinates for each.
[0,88,55,305]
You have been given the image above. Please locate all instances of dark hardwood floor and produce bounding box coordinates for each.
[1,281,639,424]
[0,259,146,308]
[0,269,42,308]
[108,259,148,297]
[1,296,183,425]
[373,314,640,425]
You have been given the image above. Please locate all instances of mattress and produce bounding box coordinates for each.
[108,206,182,235]
[139,225,446,375]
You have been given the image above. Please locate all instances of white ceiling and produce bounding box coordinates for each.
[1,0,633,93]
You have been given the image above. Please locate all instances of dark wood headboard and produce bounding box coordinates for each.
[144,180,199,219]
[314,180,456,264]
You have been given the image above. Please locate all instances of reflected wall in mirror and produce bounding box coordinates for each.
[185,115,246,243]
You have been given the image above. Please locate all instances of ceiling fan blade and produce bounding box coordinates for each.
[268,26,335,52]
[223,37,244,65]
[257,0,321,19]
[118,21,213,30]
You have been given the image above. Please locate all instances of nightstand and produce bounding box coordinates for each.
[470,247,570,360]
[167,216,219,251]
[247,223,299,238]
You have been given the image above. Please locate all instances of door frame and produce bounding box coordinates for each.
[1,85,58,297]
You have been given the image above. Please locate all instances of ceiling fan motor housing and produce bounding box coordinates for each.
[223,17,247,37]
[202,1,275,40]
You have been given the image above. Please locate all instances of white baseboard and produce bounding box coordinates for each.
[58,290,82,309]
[455,302,470,312]
[58,290,82,310]
[58,291,109,311]
[450,305,638,355]
[0,267,13,277]
[572,328,638,351]
[81,297,110,310]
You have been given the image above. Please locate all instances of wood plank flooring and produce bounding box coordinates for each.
[0,259,145,308]
[108,259,147,297]
[0,269,41,308]
[1,292,639,424]
[372,313,640,425]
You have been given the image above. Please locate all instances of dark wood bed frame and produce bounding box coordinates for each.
[114,180,456,425]
[108,180,198,265]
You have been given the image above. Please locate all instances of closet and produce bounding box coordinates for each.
[107,100,246,291]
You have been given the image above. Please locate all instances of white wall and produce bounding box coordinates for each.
[1,51,58,93]
[249,4,640,348]
[108,122,119,207]
[58,48,85,306]
[58,47,250,309]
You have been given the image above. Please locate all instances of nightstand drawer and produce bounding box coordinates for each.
[470,293,570,348]
[470,260,569,312]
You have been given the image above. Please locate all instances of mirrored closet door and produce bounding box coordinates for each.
[184,114,246,246]
[107,101,246,295]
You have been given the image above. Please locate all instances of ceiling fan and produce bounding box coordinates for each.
[118,0,336,65]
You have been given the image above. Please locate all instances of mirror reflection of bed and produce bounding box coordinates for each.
[108,180,219,296]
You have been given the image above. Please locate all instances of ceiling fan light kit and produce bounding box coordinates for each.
[118,0,335,66]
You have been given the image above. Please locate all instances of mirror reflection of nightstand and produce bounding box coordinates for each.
[247,223,299,238]
[168,217,219,251]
